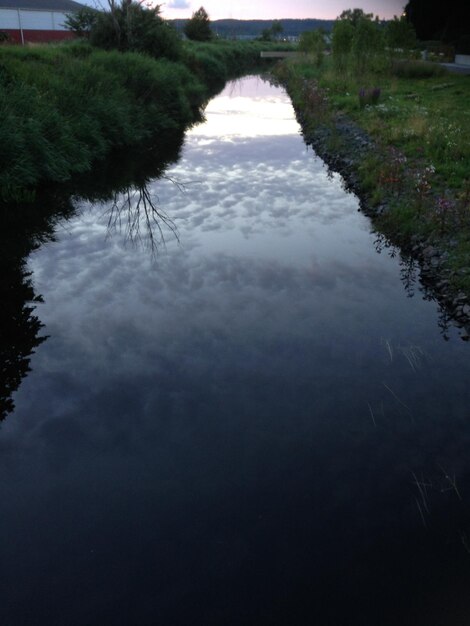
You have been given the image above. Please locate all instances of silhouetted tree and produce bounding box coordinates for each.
[404,0,470,45]
[386,16,417,51]
[332,9,386,73]
[338,8,373,26]
[259,20,283,42]
[184,7,212,42]
[299,30,325,66]
[331,19,355,70]
[64,6,99,38]
[271,20,283,40]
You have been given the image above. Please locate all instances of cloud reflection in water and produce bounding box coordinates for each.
[3,75,470,626]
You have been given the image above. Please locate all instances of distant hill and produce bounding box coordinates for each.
[170,18,335,39]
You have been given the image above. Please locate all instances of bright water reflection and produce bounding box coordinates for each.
[1,76,470,626]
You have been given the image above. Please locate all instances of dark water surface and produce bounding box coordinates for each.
[2,77,470,625]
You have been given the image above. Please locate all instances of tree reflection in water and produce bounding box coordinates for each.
[106,178,183,256]
[0,133,187,420]
[373,231,456,340]
[0,198,74,420]
[0,268,47,421]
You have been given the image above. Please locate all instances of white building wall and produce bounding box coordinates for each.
[0,8,20,29]
[0,9,70,31]
[19,10,54,29]
[51,11,69,29]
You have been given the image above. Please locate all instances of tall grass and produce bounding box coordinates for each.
[183,39,293,90]
[0,38,283,202]
[276,53,470,291]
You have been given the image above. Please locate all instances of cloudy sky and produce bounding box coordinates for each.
[88,0,407,21]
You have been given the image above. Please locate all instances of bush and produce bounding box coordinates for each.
[90,2,182,61]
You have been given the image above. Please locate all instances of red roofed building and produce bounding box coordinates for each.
[0,0,84,44]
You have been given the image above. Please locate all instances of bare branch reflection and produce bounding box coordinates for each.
[105,180,181,256]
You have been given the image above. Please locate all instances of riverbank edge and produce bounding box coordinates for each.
[278,74,470,339]
[0,41,281,204]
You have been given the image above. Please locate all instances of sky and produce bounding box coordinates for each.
[86,0,407,21]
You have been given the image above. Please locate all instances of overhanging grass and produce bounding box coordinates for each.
[0,38,286,202]
[183,39,295,89]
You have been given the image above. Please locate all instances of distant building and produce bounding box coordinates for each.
[0,0,84,44]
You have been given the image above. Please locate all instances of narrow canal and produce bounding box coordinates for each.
[1,76,470,625]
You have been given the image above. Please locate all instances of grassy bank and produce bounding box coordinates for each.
[275,56,470,294]
[0,39,286,203]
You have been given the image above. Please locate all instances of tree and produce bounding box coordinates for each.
[338,8,373,26]
[351,16,385,73]
[299,30,325,66]
[404,0,470,44]
[258,21,283,42]
[184,7,212,42]
[270,20,283,40]
[332,9,386,74]
[64,6,99,39]
[332,19,355,70]
[386,16,417,51]
[259,28,272,42]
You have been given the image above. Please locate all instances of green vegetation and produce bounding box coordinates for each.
[64,6,99,39]
[0,36,287,203]
[386,16,417,51]
[275,10,470,292]
[0,43,201,201]
[298,30,325,67]
[184,39,286,89]
[87,1,182,61]
[259,20,284,42]
[184,6,213,42]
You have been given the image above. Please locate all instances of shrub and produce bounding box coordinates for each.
[90,1,182,61]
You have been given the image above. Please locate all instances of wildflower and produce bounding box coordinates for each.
[435,196,454,214]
